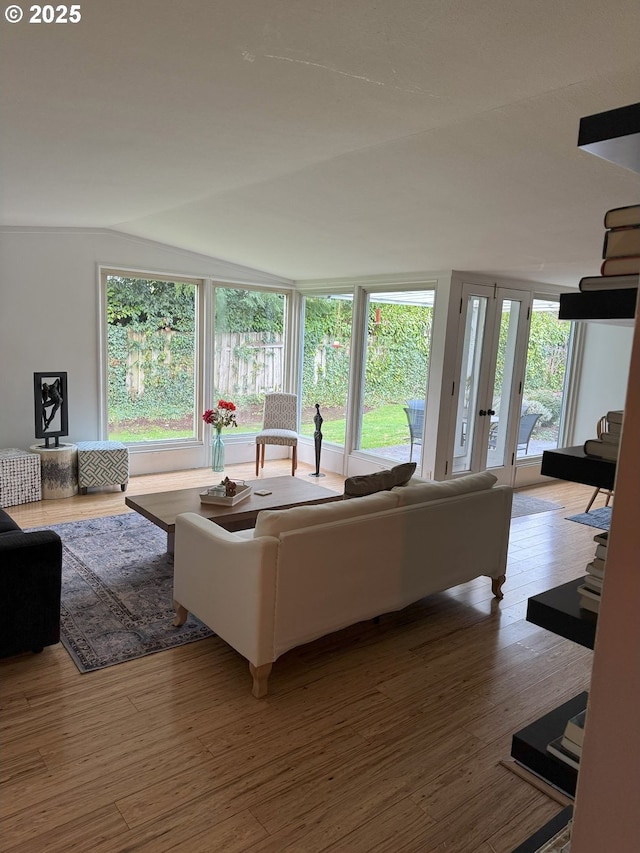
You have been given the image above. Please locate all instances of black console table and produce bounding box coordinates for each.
[541,446,616,491]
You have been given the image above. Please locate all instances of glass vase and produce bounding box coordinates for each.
[210,429,225,472]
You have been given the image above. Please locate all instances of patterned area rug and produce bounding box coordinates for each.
[511,493,563,518]
[33,513,213,672]
[565,506,612,530]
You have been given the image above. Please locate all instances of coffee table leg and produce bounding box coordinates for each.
[167,529,175,556]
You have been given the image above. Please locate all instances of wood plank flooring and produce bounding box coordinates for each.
[1,462,603,851]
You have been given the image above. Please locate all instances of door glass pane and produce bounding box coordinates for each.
[487,299,520,468]
[520,299,571,458]
[358,291,434,464]
[452,296,487,473]
[106,275,197,443]
[300,295,353,446]
[213,287,287,433]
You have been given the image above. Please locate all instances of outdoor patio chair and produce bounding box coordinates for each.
[403,400,424,462]
[517,412,542,455]
[489,411,541,454]
[255,392,299,476]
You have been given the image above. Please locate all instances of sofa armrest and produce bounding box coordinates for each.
[173,513,280,667]
[0,530,63,657]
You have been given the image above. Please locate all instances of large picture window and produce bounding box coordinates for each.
[213,286,288,433]
[357,290,434,464]
[104,274,199,443]
[520,298,572,457]
[300,295,353,446]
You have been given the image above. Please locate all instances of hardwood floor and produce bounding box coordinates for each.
[1,463,603,852]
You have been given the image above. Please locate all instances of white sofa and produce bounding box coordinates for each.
[173,471,512,697]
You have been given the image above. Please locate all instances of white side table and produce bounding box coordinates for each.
[30,443,78,499]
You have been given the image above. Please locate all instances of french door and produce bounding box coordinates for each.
[451,283,532,485]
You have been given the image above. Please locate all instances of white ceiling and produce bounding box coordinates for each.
[1,0,639,286]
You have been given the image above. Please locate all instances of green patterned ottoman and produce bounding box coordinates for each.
[76,441,129,494]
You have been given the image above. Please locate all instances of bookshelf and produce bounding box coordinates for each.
[511,102,640,851]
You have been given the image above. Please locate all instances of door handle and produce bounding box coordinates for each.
[478,410,487,416]
[488,409,496,416]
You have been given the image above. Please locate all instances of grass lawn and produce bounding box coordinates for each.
[300,404,409,449]
[109,404,410,449]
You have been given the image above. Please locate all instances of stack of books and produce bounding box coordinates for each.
[577,530,608,614]
[578,204,640,290]
[547,709,587,771]
[583,409,623,461]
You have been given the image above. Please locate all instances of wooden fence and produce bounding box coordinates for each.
[214,332,285,396]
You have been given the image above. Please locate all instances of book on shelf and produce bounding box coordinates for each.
[547,736,581,771]
[601,256,640,276]
[602,225,640,259]
[578,272,639,292]
[560,736,583,760]
[585,559,605,580]
[594,543,608,560]
[606,419,622,435]
[599,431,620,445]
[583,574,603,594]
[578,584,601,613]
[579,594,600,614]
[606,409,624,424]
[593,530,609,546]
[604,204,640,230]
[564,708,587,748]
[583,438,619,461]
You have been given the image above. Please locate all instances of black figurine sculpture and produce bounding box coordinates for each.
[310,403,325,477]
[34,372,69,447]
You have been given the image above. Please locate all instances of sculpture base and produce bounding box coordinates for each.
[308,472,326,478]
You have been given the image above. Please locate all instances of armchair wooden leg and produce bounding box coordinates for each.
[292,445,297,476]
[249,662,272,698]
[491,575,506,600]
[255,444,260,477]
[173,602,188,626]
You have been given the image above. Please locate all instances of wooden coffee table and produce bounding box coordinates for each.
[125,475,341,554]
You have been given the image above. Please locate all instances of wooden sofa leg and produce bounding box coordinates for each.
[491,575,506,600]
[249,662,272,698]
[173,602,188,626]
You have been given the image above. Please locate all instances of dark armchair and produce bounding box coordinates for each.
[0,508,62,658]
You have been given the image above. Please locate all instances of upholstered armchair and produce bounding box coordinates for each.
[255,393,299,476]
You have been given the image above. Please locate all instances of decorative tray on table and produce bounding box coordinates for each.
[199,482,252,506]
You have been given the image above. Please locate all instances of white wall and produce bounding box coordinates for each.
[0,228,292,473]
[572,321,634,444]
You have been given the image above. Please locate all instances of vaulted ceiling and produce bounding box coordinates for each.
[1,0,639,285]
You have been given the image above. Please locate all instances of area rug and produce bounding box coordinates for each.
[31,513,213,673]
[565,506,612,530]
[511,493,563,518]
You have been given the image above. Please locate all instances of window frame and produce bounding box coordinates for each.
[99,267,205,451]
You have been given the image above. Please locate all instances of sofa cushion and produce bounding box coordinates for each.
[254,489,399,538]
[343,462,416,498]
[392,470,498,506]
